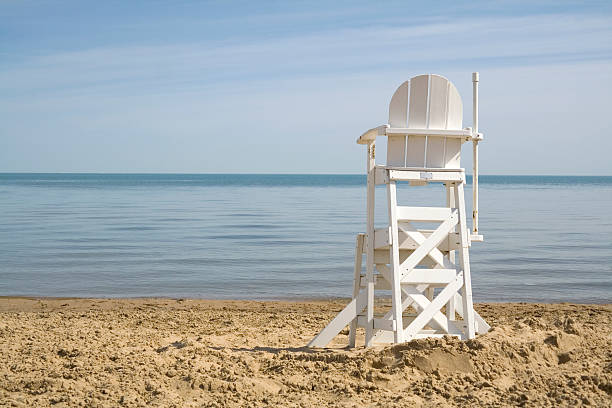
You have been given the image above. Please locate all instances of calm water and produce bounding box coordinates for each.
[0,173,610,303]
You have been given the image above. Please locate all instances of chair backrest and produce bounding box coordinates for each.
[387,74,463,168]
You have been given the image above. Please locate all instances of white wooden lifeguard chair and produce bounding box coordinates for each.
[309,73,490,347]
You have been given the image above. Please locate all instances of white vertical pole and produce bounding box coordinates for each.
[455,182,476,339]
[365,141,376,346]
[348,233,364,348]
[472,72,480,234]
[387,181,404,344]
[445,183,456,321]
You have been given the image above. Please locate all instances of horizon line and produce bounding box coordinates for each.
[1,172,611,177]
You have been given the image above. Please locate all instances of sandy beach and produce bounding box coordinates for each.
[0,298,610,407]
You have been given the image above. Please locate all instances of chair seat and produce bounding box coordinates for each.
[379,165,464,172]
[375,166,465,184]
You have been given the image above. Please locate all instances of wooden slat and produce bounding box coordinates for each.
[307,290,367,347]
[446,81,463,129]
[374,228,459,251]
[389,169,464,182]
[399,212,458,277]
[426,75,449,168]
[455,182,476,339]
[371,286,426,343]
[387,81,409,167]
[349,233,365,347]
[365,140,376,347]
[406,75,429,167]
[389,81,409,127]
[359,273,388,290]
[386,128,471,138]
[428,75,450,129]
[446,183,457,321]
[360,271,455,289]
[387,180,405,342]
[374,249,437,267]
[376,265,462,335]
[387,136,406,167]
[356,124,388,145]
[374,167,465,185]
[408,75,428,128]
[445,81,463,167]
[453,293,491,334]
[403,273,465,340]
[357,316,396,331]
[401,269,456,284]
[396,206,452,222]
[398,222,456,269]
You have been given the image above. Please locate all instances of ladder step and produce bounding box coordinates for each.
[373,228,460,251]
[396,206,455,222]
[401,269,457,284]
[359,269,457,288]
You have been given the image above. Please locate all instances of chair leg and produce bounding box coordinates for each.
[454,182,476,339]
[446,182,456,321]
[387,181,404,343]
[364,162,376,347]
[348,234,364,348]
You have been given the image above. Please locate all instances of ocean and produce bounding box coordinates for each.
[0,173,610,303]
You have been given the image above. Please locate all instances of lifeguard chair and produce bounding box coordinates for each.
[309,73,490,347]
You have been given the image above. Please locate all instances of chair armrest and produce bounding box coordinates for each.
[358,126,483,144]
[386,128,483,141]
[356,124,389,145]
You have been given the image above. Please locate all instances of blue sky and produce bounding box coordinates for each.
[1,1,611,174]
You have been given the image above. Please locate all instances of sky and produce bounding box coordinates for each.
[1,0,611,174]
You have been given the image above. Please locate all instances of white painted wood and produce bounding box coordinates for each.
[357,127,477,146]
[374,167,465,186]
[399,212,458,277]
[374,250,439,268]
[371,284,427,343]
[308,73,489,349]
[397,222,456,269]
[406,75,429,166]
[454,182,476,339]
[387,136,406,167]
[444,79,463,168]
[446,183,456,321]
[425,75,449,168]
[364,273,453,289]
[374,227,459,251]
[403,274,465,340]
[472,72,480,233]
[356,124,389,145]
[365,140,376,347]
[389,81,409,127]
[387,181,405,343]
[470,234,484,242]
[357,316,396,331]
[348,234,365,348]
[425,286,435,301]
[307,290,367,347]
[454,293,491,334]
[388,169,464,183]
[396,206,452,222]
[386,128,472,138]
[376,264,463,336]
[387,81,409,166]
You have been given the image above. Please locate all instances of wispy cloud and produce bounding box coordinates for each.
[0,6,611,174]
[2,13,611,100]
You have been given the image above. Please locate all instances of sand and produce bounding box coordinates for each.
[0,298,610,407]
